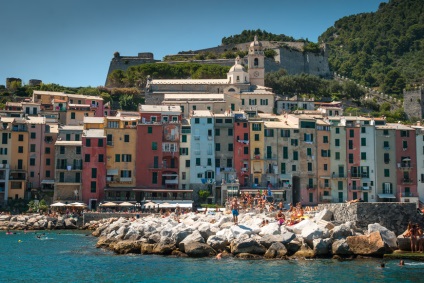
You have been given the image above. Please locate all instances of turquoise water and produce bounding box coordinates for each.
[0,231,423,283]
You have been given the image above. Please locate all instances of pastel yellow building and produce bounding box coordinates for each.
[250,119,265,186]
[9,119,29,200]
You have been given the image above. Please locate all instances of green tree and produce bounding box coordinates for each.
[198,190,210,203]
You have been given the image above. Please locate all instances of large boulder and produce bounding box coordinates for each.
[288,219,314,234]
[230,225,253,239]
[314,209,333,222]
[64,218,77,229]
[264,242,288,259]
[179,230,205,252]
[148,233,161,244]
[0,215,11,221]
[141,243,155,254]
[184,242,216,258]
[110,240,142,254]
[173,228,194,246]
[152,242,175,255]
[259,235,285,249]
[216,228,235,242]
[286,238,302,255]
[198,222,215,241]
[259,222,281,236]
[301,222,330,246]
[313,238,332,256]
[346,231,388,256]
[231,238,267,255]
[293,243,315,258]
[206,235,229,251]
[332,239,352,255]
[368,223,397,250]
[331,223,354,240]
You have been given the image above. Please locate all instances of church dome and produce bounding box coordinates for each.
[229,56,246,72]
[250,35,262,47]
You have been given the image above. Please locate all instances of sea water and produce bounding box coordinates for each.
[0,231,422,283]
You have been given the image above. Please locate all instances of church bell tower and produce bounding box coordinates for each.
[248,35,265,86]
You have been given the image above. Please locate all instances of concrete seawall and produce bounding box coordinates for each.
[318,202,424,235]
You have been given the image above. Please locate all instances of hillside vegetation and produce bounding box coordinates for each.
[319,0,424,95]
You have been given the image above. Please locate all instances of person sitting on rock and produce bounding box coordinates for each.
[276,210,285,226]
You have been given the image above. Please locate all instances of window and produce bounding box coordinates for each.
[335,152,340,160]
[228,129,233,136]
[45,147,50,154]
[18,134,24,142]
[384,141,389,149]
[348,140,353,150]
[75,134,80,141]
[66,134,71,141]
[227,158,232,167]
[98,154,104,163]
[215,143,220,151]
[216,119,223,124]
[292,164,297,171]
[147,126,153,134]
[92,168,97,178]
[254,148,260,155]
[185,160,190,168]
[348,153,354,164]
[180,148,189,155]
[293,151,298,160]
[197,173,203,178]
[29,144,36,152]
[255,134,260,141]
[384,169,390,177]
[252,123,261,131]
[384,153,390,164]
[182,135,187,143]
[307,148,312,156]
[30,158,35,166]
[228,143,233,151]
[91,181,96,193]
[208,129,212,137]
[361,152,366,160]
[86,139,91,147]
[321,150,330,157]
[403,140,408,149]
[335,128,340,134]
[30,171,34,178]
[335,139,340,147]
[124,135,129,142]
[107,121,119,128]
[383,129,389,136]
[244,147,249,154]
[194,118,200,124]
[281,163,286,174]
[122,154,132,162]
[196,158,201,166]
[60,146,65,154]
[96,139,103,147]
[2,133,8,144]
[30,132,36,139]
[291,139,298,146]
[361,138,366,146]
[85,154,90,162]
[207,158,212,166]
[283,147,288,159]
[115,154,120,162]
[215,129,220,136]
[264,129,274,137]
[400,131,409,137]
[324,164,328,171]
[323,136,329,143]
[207,118,212,124]
[46,170,50,178]
[18,146,23,153]
[152,142,157,150]
[349,129,354,137]
[76,147,81,155]
[304,133,313,143]
[46,159,51,166]
[281,130,290,138]
[307,162,312,172]
[120,170,131,178]
[361,127,366,134]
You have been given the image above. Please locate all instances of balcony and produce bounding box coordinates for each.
[207,136,213,141]
[350,173,361,179]
[321,195,332,201]
[402,178,413,184]
[383,147,390,151]
[56,179,81,184]
[119,177,132,183]
[397,163,412,169]
[306,185,317,190]
[384,159,390,164]
[9,173,26,180]
[165,179,178,185]
[319,184,331,190]
[331,173,346,179]
[264,154,277,160]
[107,141,114,146]
[401,192,416,197]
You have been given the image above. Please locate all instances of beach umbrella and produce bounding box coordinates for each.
[50,202,66,207]
[119,202,135,207]
[68,202,87,207]
[100,202,118,207]
[144,202,156,208]
[159,202,171,208]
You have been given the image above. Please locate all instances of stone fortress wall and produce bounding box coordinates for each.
[403,86,424,120]
[105,41,331,86]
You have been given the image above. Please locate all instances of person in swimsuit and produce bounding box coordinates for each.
[231,197,239,225]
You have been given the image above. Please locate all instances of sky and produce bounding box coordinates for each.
[0,0,387,87]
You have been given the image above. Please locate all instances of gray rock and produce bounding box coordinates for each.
[148,233,161,244]
[179,230,204,252]
[368,223,398,250]
[64,218,77,229]
[198,222,215,241]
[184,242,216,257]
[230,224,253,239]
[264,242,288,258]
[332,224,354,240]
[173,228,194,245]
[313,238,332,256]
[314,209,333,222]
[301,222,330,246]
[206,235,229,251]
[286,238,302,255]
[332,239,352,255]
[259,222,281,236]
[231,238,266,255]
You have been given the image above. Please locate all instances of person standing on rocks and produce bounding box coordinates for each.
[231,197,239,225]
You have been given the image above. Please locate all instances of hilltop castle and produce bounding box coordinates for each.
[105,40,331,86]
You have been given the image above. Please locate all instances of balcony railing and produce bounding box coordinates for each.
[397,163,412,169]
[332,173,345,178]
[402,179,413,184]
[107,141,114,146]
[165,179,178,185]
[401,192,416,197]
[306,185,317,190]
[349,186,369,191]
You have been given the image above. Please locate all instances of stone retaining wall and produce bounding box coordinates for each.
[318,202,424,236]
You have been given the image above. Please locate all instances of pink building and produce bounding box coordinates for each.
[346,125,361,200]
[81,130,106,209]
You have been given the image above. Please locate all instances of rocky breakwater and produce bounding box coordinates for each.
[0,214,79,230]
[92,208,400,259]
